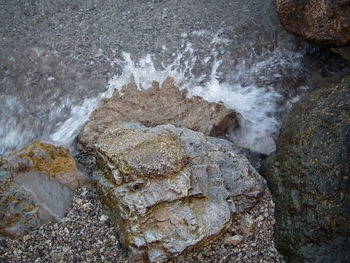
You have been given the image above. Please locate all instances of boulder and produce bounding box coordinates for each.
[78,77,237,152]
[0,141,86,237]
[95,123,266,262]
[276,0,350,47]
[262,75,350,262]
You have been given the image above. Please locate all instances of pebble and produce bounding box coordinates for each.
[99,215,108,222]
[224,235,244,245]
[0,187,285,263]
[23,235,31,242]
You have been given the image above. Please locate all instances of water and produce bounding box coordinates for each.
[0,31,327,156]
[1,1,348,156]
[51,31,309,155]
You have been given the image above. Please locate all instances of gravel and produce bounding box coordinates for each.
[0,185,285,263]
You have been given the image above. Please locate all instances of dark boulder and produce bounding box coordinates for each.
[262,75,350,262]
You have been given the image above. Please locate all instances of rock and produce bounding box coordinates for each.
[95,123,266,262]
[78,77,237,152]
[262,75,350,262]
[239,214,255,236]
[99,215,108,223]
[0,141,86,237]
[224,235,244,245]
[22,235,30,243]
[276,0,350,47]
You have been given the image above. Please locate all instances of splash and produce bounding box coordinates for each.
[103,34,306,154]
[1,31,307,155]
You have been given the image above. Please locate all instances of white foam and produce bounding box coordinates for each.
[49,32,306,155]
[50,84,115,145]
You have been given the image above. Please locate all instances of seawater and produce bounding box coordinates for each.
[49,31,308,155]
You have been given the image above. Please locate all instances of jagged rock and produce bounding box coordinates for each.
[95,123,265,262]
[0,141,86,237]
[262,75,350,262]
[276,0,350,47]
[78,77,237,152]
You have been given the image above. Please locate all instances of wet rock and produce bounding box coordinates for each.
[276,0,350,47]
[262,75,350,262]
[95,123,265,262]
[78,77,237,152]
[0,141,86,237]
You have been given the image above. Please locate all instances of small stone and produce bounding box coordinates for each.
[240,214,255,236]
[256,215,264,221]
[224,235,244,245]
[23,235,31,242]
[99,215,108,222]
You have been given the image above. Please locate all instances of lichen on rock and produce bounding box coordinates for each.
[0,141,87,237]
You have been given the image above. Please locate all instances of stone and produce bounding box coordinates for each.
[78,77,237,152]
[262,75,350,262]
[99,215,108,223]
[95,123,266,262]
[239,214,255,236]
[276,0,350,47]
[0,141,86,237]
[224,235,244,245]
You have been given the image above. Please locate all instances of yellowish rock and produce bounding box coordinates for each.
[0,141,87,237]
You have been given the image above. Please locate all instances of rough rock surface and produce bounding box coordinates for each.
[95,123,266,262]
[78,77,237,152]
[262,75,350,262]
[276,0,350,47]
[0,141,86,237]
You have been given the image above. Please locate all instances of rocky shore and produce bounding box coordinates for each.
[1,0,349,262]
[0,185,284,263]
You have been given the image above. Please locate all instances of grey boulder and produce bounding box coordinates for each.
[95,123,265,262]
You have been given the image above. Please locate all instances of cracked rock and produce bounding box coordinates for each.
[94,123,265,262]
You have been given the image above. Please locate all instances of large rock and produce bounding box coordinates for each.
[276,0,350,47]
[78,77,237,152]
[95,123,266,262]
[262,76,350,262]
[0,141,86,237]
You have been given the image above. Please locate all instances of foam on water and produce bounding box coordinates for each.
[52,35,306,154]
[106,38,305,154]
[1,31,307,155]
